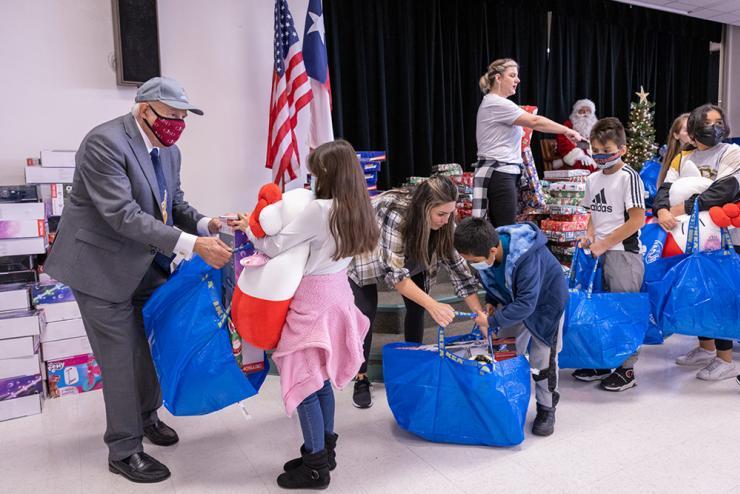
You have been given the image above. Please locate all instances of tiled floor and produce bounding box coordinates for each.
[2,334,739,494]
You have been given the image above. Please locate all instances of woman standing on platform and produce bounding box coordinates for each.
[474,58,585,226]
[348,176,488,409]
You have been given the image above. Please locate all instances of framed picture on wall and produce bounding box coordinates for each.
[111,0,161,86]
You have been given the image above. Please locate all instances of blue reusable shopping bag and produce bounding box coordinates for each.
[640,222,669,344]
[650,201,740,339]
[559,248,650,369]
[143,256,268,416]
[639,159,661,209]
[383,322,530,447]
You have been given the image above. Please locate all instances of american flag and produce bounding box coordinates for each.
[266,0,313,187]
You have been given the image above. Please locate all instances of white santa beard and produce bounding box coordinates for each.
[571,115,597,140]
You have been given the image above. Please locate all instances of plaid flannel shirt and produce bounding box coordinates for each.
[348,192,478,298]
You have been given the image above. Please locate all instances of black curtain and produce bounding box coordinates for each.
[546,0,722,145]
[324,0,722,187]
[324,0,549,188]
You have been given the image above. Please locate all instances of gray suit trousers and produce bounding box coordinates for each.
[73,264,168,461]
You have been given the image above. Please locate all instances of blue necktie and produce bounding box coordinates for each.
[150,149,174,272]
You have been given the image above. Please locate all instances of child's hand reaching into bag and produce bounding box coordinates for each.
[227,213,250,232]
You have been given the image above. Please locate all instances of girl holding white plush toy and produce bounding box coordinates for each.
[230,140,380,490]
[653,104,740,381]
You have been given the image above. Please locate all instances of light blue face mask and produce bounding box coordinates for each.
[310,176,317,193]
[470,258,494,271]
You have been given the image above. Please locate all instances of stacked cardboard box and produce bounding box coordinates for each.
[0,308,44,421]
[357,151,386,197]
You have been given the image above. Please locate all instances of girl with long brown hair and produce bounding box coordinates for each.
[231,139,380,490]
[348,175,488,408]
[656,113,691,187]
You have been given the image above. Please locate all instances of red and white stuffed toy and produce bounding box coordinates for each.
[231,184,314,350]
[662,177,738,256]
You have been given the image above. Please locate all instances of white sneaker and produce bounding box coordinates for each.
[676,347,715,366]
[696,358,737,381]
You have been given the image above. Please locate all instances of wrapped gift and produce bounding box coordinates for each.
[544,169,590,180]
[547,205,590,215]
[549,182,587,193]
[543,230,587,242]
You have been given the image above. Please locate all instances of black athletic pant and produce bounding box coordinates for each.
[698,336,733,352]
[487,171,520,227]
[352,272,428,374]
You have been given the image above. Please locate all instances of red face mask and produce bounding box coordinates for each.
[144,105,186,147]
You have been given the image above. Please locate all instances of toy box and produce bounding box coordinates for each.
[0,374,43,401]
[31,282,75,306]
[46,353,102,398]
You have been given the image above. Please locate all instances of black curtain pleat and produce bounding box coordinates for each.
[323,0,721,187]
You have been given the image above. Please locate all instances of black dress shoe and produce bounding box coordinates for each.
[108,452,171,483]
[143,420,179,446]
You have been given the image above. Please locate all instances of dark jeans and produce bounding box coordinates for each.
[487,171,520,227]
[296,380,335,453]
[352,272,428,375]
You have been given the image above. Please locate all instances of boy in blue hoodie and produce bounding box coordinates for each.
[454,218,568,436]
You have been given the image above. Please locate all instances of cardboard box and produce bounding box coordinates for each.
[0,203,45,221]
[0,270,38,285]
[0,392,42,421]
[0,219,46,239]
[0,374,43,401]
[0,310,42,339]
[0,255,35,273]
[0,185,40,203]
[39,184,69,217]
[37,301,80,323]
[0,354,41,380]
[41,318,86,344]
[40,150,76,168]
[0,336,39,359]
[24,166,75,184]
[31,282,75,306]
[46,353,102,398]
[41,335,91,362]
[0,238,46,256]
[0,283,30,312]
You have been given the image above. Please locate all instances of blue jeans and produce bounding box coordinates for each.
[296,380,335,453]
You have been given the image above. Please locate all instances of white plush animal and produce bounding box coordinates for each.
[231,184,314,349]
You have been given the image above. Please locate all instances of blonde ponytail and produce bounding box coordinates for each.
[479,58,519,94]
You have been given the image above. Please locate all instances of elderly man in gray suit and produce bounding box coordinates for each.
[45,77,232,484]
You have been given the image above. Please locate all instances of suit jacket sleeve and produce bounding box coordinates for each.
[77,133,181,254]
[170,146,204,235]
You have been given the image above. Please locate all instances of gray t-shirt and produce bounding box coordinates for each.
[476,93,525,173]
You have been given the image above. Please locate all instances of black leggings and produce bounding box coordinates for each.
[352,272,428,375]
[698,336,733,352]
[487,171,520,227]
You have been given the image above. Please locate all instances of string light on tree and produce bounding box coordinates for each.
[625,85,658,172]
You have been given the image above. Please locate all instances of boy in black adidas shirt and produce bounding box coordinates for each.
[574,117,646,391]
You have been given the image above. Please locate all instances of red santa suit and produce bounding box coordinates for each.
[555,120,597,172]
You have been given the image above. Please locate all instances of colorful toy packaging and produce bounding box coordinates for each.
[45,353,102,398]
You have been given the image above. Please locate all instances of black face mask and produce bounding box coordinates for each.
[694,124,727,147]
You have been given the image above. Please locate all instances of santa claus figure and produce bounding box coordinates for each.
[554,99,598,172]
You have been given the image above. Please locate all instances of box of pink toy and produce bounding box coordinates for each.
[45,353,102,398]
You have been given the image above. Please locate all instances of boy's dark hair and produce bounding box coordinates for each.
[590,117,627,147]
[687,103,730,140]
[454,217,500,257]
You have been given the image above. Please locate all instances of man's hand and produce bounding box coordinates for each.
[208,218,223,235]
[486,303,495,316]
[474,310,489,334]
[657,208,677,232]
[194,237,232,269]
[669,203,686,218]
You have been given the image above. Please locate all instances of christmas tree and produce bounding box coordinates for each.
[624,86,658,171]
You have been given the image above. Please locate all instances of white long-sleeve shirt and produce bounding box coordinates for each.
[247,199,351,275]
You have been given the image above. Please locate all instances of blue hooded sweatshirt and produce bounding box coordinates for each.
[479,222,568,346]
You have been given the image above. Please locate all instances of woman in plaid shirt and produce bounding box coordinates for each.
[348,176,488,408]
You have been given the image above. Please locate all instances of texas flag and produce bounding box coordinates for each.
[302,0,334,147]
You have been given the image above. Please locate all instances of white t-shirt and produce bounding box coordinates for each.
[476,93,525,173]
[582,164,646,253]
[248,199,351,275]
[665,143,740,183]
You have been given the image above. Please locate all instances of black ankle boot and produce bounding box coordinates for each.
[277,449,330,490]
[532,403,556,437]
[283,432,338,472]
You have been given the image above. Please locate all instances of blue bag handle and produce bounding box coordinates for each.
[684,199,736,255]
[568,245,582,289]
[569,244,600,295]
[585,257,600,298]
